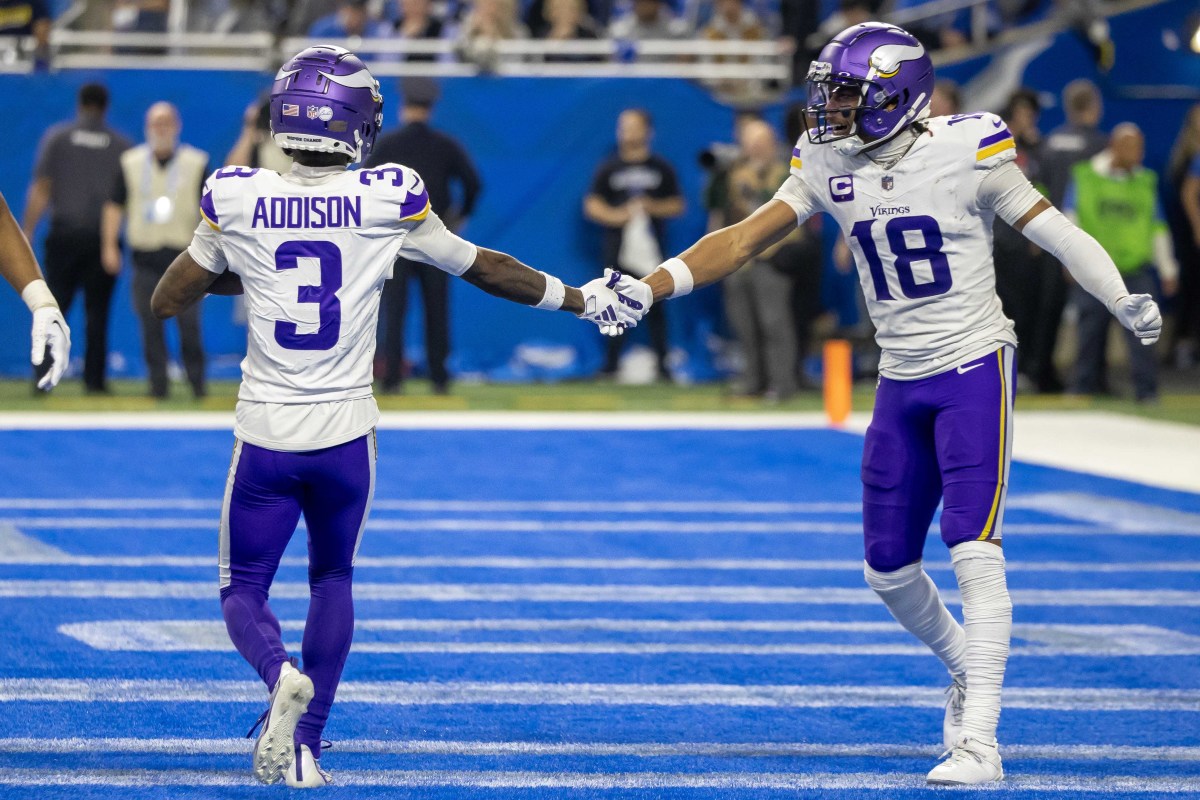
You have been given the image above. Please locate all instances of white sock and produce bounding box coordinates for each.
[951,541,1012,744]
[864,560,966,679]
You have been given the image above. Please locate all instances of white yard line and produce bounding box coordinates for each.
[56,619,1200,657]
[0,517,1107,535]
[1,580,1198,606]
[0,679,1195,711]
[0,498,863,513]
[2,737,1198,762]
[2,553,1198,572]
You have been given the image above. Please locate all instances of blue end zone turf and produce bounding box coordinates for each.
[0,427,1197,799]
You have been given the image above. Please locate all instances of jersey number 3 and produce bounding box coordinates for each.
[274,240,342,351]
[850,215,952,301]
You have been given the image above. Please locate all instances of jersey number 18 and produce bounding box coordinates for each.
[849,215,953,301]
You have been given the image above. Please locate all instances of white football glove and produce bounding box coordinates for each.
[1113,293,1161,346]
[31,305,70,390]
[578,273,642,337]
[604,267,653,319]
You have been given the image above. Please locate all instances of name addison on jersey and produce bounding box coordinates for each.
[251,195,363,229]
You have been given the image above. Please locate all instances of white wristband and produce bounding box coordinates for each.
[660,257,694,298]
[534,272,565,311]
[21,278,58,312]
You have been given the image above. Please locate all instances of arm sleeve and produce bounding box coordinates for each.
[771,174,819,225]
[975,161,1046,226]
[187,220,228,274]
[978,160,1129,313]
[1020,205,1129,315]
[397,209,479,276]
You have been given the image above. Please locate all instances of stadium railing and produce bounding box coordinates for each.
[0,30,791,81]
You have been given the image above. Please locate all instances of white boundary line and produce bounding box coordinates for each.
[0,411,851,430]
[2,410,1198,492]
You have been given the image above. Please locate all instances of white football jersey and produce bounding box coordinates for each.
[774,113,1020,380]
[190,163,476,405]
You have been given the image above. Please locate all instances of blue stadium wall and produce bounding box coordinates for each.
[0,0,1196,383]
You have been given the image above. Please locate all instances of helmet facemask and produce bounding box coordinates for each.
[805,63,889,146]
[802,24,935,155]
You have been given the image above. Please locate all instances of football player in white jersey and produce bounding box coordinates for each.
[611,23,1162,785]
[150,45,639,788]
[0,190,69,390]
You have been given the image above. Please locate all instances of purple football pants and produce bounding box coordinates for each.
[218,431,376,756]
[862,347,1015,572]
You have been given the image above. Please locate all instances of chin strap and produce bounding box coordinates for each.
[864,125,924,168]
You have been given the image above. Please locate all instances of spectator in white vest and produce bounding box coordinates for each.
[102,102,211,399]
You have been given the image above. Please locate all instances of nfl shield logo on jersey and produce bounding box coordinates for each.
[882,175,894,191]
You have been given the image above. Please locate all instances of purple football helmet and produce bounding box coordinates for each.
[270,45,383,163]
[805,23,934,151]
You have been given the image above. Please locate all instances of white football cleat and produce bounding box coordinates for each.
[251,661,314,784]
[285,744,333,788]
[926,736,1004,785]
[943,676,966,749]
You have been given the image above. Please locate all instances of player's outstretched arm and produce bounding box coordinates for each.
[0,191,69,390]
[460,248,639,335]
[462,247,587,312]
[395,202,640,334]
[610,199,799,311]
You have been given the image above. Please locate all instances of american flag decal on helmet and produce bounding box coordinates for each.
[282,104,299,117]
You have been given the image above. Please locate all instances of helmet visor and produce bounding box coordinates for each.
[805,72,887,145]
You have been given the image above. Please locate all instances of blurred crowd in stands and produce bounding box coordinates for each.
[35,0,1117,78]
